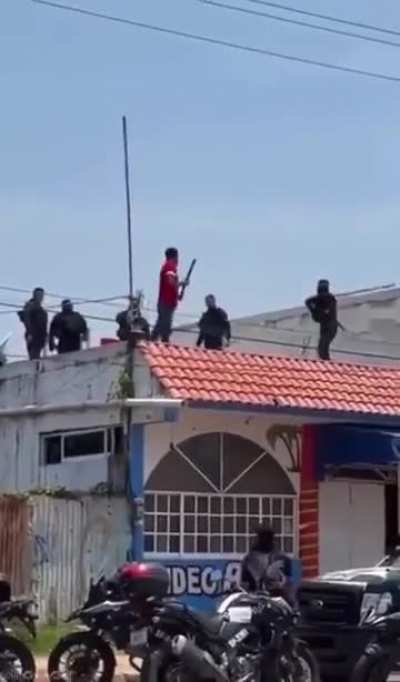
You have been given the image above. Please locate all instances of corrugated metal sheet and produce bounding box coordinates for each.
[31,494,131,623]
[0,495,31,595]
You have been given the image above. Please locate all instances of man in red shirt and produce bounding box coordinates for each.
[151,247,180,343]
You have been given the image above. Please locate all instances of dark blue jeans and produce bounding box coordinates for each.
[151,303,175,343]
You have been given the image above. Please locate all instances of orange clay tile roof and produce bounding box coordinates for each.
[140,343,400,418]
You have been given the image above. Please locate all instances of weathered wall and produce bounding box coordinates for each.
[0,407,123,493]
[0,344,156,493]
[0,344,127,409]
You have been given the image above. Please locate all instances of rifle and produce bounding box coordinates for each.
[179,259,197,301]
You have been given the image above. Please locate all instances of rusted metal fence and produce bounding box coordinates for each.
[0,495,31,595]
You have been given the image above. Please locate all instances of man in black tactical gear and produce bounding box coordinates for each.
[49,300,88,354]
[196,294,231,350]
[305,279,338,361]
[18,287,48,360]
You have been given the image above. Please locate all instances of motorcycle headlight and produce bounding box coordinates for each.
[26,602,38,619]
[360,592,392,623]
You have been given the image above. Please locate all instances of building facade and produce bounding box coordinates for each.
[0,341,400,617]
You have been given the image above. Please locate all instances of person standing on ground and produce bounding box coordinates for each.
[151,247,180,343]
[18,287,48,360]
[305,279,338,361]
[196,294,231,350]
[49,299,88,354]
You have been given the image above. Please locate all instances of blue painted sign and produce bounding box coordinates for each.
[163,558,302,611]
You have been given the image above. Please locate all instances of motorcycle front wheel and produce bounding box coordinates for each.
[142,651,205,682]
[48,631,116,682]
[0,634,36,681]
[351,645,398,682]
[292,642,320,682]
[265,642,320,682]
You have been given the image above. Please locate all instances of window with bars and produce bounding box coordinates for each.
[144,492,295,557]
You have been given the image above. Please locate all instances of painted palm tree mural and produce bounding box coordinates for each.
[266,425,301,473]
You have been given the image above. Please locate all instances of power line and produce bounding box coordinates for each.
[241,0,400,38]
[0,285,126,309]
[197,0,400,49]
[176,326,400,362]
[0,299,116,324]
[2,295,400,363]
[31,0,400,83]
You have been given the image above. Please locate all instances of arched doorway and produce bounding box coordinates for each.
[144,432,296,558]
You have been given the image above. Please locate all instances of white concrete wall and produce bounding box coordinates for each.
[0,344,158,493]
[0,344,127,409]
[0,407,122,492]
[144,408,302,494]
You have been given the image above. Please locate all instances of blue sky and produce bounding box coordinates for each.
[2,0,400,353]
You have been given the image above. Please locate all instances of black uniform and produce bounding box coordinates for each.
[19,299,48,360]
[197,307,231,350]
[241,549,294,605]
[305,292,338,361]
[49,311,87,354]
[116,310,150,342]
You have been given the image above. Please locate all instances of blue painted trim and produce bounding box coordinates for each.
[129,424,145,561]
[186,400,400,428]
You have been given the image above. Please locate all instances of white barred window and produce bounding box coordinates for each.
[144,432,296,558]
[144,491,295,557]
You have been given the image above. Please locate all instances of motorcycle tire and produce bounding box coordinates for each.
[0,633,36,681]
[48,631,116,682]
[351,645,398,682]
[293,642,320,682]
[263,642,320,682]
[141,653,193,682]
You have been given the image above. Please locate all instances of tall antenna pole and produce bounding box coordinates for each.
[122,115,134,301]
[121,115,135,398]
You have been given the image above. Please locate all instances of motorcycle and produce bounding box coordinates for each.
[47,576,149,682]
[217,589,318,682]
[142,589,319,682]
[350,612,400,682]
[0,598,37,680]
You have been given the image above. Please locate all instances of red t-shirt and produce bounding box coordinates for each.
[158,259,178,308]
